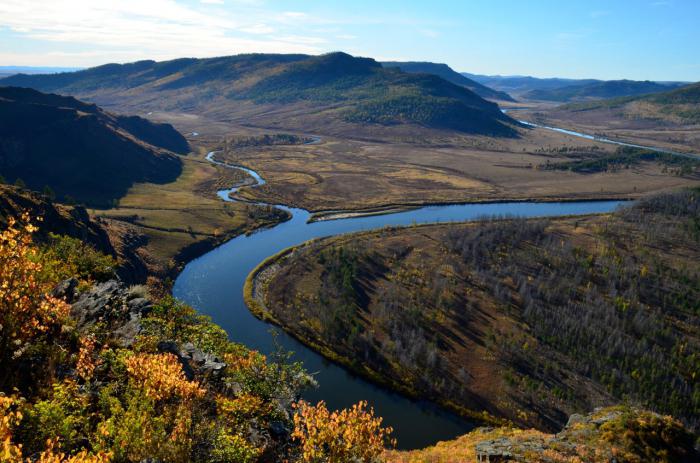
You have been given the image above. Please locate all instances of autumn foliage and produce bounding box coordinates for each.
[292,400,395,462]
[0,214,70,367]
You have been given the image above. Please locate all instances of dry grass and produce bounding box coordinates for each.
[213,126,698,213]
[89,146,282,271]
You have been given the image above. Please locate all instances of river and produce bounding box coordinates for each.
[173,144,631,448]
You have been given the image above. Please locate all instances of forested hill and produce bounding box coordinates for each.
[562,81,700,124]
[0,86,185,206]
[524,79,682,102]
[0,52,519,137]
[381,61,515,102]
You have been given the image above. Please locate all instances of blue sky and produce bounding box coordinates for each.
[0,0,698,81]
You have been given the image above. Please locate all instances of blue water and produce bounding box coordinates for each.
[174,153,625,448]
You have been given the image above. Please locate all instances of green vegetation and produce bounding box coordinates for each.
[226,134,314,148]
[524,79,679,102]
[540,146,700,174]
[563,81,700,124]
[0,52,518,136]
[380,61,515,102]
[344,94,515,135]
[256,188,700,433]
[386,406,697,463]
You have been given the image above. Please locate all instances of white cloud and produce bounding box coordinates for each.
[240,23,275,34]
[201,0,224,4]
[0,0,325,66]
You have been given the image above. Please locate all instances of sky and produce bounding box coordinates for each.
[0,0,698,81]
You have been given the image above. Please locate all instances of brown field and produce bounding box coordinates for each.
[208,122,699,213]
[88,145,287,277]
[514,105,700,154]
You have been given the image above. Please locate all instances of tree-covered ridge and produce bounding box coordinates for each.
[538,146,700,175]
[524,79,681,102]
[0,52,518,137]
[257,189,700,433]
[381,61,516,102]
[563,81,700,124]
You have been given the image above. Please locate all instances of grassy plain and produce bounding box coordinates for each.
[89,144,286,277]
[213,124,699,214]
[515,105,700,154]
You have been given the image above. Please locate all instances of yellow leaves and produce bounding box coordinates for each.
[0,214,70,361]
[218,393,270,423]
[124,353,205,402]
[0,395,24,463]
[292,400,395,463]
[640,264,649,278]
[76,337,99,381]
[35,439,112,463]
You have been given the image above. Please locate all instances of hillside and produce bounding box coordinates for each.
[0,86,186,206]
[524,79,682,102]
[0,52,518,137]
[381,61,515,101]
[563,81,700,123]
[387,406,698,463]
[0,184,152,283]
[3,194,694,462]
[248,189,700,433]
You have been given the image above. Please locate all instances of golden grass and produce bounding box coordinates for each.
[89,148,278,268]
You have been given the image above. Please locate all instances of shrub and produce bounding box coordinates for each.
[292,400,395,462]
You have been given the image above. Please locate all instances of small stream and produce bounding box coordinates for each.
[175,144,625,448]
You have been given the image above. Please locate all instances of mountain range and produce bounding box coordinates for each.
[522,79,684,102]
[0,52,518,137]
[462,72,687,101]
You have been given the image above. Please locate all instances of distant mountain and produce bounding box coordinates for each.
[461,73,599,95]
[0,52,518,137]
[381,61,515,102]
[564,81,700,123]
[524,79,683,102]
[0,86,186,206]
[462,73,688,102]
[0,66,83,74]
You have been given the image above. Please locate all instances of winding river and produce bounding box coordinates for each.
[175,107,700,448]
[172,137,638,448]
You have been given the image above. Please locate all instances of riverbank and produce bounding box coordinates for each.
[243,213,616,430]
[245,194,700,434]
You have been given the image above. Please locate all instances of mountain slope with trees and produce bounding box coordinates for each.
[0,52,518,137]
[381,61,515,101]
[524,79,683,102]
[0,87,186,206]
[250,189,700,434]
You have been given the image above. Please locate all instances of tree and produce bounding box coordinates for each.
[13,178,26,189]
[43,185,56,201]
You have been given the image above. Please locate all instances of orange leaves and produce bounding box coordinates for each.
[292,400,395,462]
[0,214,70,361]
[34,440,112,463]
[0,395,24,463]
[124,353,205,402]
[76,337,99,381]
